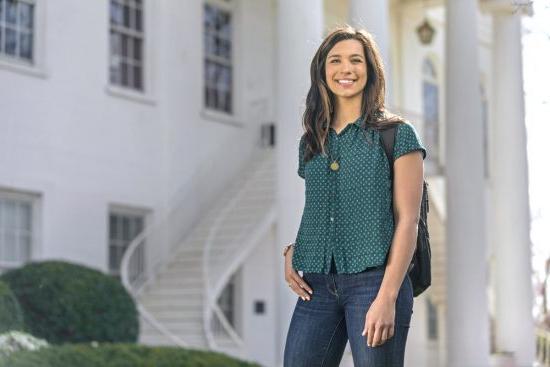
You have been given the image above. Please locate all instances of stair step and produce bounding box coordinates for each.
[146,287,203,297]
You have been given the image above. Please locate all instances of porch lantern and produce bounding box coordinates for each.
[416,18,435,45]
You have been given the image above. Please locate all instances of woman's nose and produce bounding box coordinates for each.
[340,61,353,72]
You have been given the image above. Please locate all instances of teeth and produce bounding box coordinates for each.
[338,80,354,84]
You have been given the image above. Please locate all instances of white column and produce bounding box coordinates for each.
[275,1,323,366]
[348,0,393,105]
[445,1,491,366]
[491,7,535,366]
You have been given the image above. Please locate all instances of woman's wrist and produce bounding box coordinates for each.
[283,242,295,257]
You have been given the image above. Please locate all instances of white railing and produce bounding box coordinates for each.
[119,144,258,344]
[203,148,275,351]
[120,143,274,349]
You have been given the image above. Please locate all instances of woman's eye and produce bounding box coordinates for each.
[330,59,339,63]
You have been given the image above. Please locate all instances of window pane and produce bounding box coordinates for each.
[5,27,16,55]
[121,34,129,58]
[110,30,121,56]
[110,1,123,25]
[19,2,33,30]
[133,37,141,60]
[4,230,16,261]
[123,3,130,28]
[133,65,142,90]
[204,4,215,32]
[220,38,230,59]
[121,61,129,86]
[6,0,17,25]
[3,200,15,228]
[135,8,142,31]
[19,232,31,261]
[19,32,32,60]
[17,202,31,230]
[122,216,130,240]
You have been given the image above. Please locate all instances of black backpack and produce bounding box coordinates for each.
[379,126,432,297]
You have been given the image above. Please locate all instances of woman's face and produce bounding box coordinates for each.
[324,39,368,102]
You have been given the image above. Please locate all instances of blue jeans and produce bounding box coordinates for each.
[283,260,414,366]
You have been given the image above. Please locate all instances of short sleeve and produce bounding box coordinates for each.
[297,135,305,179]
[394,122,427,160]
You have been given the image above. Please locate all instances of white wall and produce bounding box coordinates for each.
[0,0,277,274]
[241,224,278,367]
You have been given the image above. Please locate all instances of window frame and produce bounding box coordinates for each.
[0,188,41,273]
[0,0,47,79]
[201,0,243,127]
[107,204,150,284]
[105,0,157,105]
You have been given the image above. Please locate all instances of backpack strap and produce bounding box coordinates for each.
[379,126,398,181]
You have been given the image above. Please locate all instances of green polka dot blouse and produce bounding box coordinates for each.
[292,116,427,274]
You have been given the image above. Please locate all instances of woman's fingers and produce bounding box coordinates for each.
[291,270,313,295]
[287,271,313,301]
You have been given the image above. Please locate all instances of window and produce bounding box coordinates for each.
[218,272,236,327]
[203,1,233,114]
[109,0,144,91]
[0,0,35,63]
[108,209,145,284]
[422,58,441,174]
[0,191,36,272]
[427,297,438,340]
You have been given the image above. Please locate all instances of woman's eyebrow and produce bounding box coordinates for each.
[327,53,364,59]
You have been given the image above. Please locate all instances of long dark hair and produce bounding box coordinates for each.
[301,25,404,162]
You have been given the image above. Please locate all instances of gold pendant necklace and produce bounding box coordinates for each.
[330,161,340,171]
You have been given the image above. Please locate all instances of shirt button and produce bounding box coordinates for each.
[330,217,334,222]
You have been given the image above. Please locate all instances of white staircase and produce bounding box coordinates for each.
[120,146,276,359]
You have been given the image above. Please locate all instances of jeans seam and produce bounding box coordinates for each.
[320,315,345,367]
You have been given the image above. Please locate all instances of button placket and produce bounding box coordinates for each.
[328,132,339,272]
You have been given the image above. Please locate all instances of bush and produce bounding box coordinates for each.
[0,343,261,367]
[0,330,49,359]
[0,281,24,333]
[0,260,139,345]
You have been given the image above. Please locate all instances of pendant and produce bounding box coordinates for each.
[330,161,340,171]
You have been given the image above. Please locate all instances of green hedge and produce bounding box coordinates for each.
[0,343,261,367]
[0,281,24,334]
[0,260,139,344]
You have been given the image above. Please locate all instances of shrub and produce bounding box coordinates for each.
[0,260,139,345]
[0,343,261,367]
[0,330,49,359]
[0,280,24,333]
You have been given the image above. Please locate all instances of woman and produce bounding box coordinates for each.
[283,25,426,366]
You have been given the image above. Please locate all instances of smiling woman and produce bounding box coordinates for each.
[283,25,425,367]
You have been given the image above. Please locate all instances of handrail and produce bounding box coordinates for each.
[202,147,268,350]
[212,304,244,348]
[119,143,249,346]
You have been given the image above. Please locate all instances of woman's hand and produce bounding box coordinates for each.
[284,247,313,301]
[362,294,396,347]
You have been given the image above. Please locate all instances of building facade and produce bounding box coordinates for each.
[0,0,534,366]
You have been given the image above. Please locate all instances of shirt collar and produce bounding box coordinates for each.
[353,114,366,128]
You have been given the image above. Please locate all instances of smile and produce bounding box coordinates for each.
[336,79,356,86]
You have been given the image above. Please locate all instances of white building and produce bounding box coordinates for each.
[0,0,535,366]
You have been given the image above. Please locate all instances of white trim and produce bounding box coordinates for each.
[105,84,156,105]
[0,0,48,79]
[201,108,244,127]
